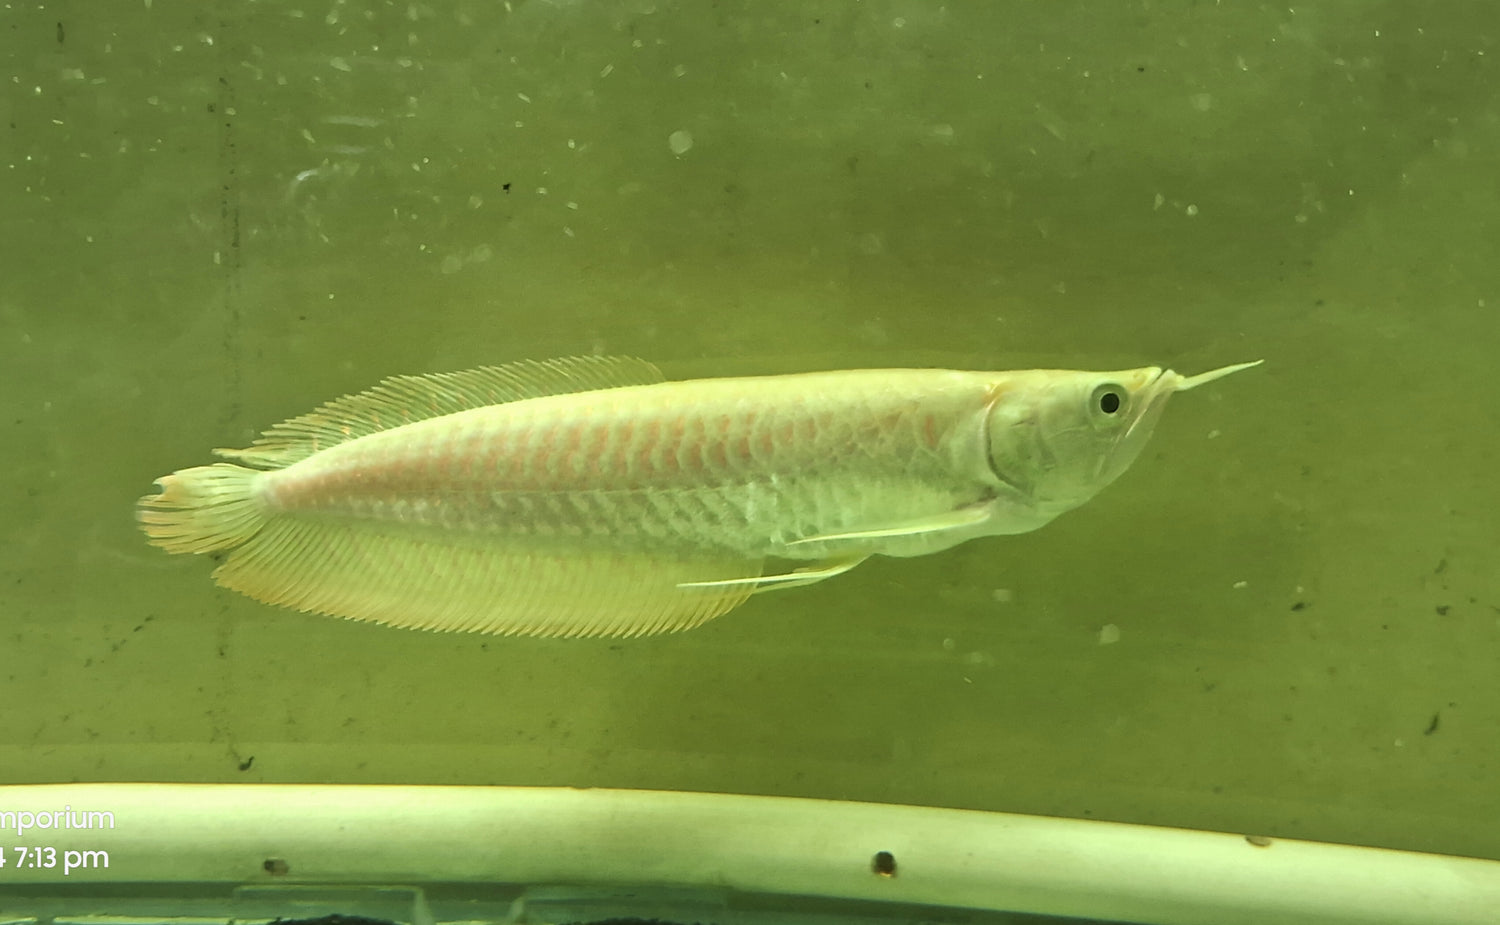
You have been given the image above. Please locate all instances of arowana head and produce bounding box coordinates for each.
[984,360,1261,527]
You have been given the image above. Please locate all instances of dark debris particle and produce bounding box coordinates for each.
[262,857,290,876]
[1424,713,1440,736]
[238,755,255,771]
[871,850,897,877]
[1245,835,1273,848]
[1290,601,1308,611]
[1435,605,1450,616]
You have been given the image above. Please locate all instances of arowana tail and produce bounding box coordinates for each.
[137,463,267,555]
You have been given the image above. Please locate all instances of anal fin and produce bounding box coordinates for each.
[213,514,762,638]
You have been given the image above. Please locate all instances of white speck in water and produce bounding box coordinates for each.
[1232,580,1249,590]
[1186,203,1199,216]
[941,637,956,652]
[1207,429,1221,439]
[330,57,351,72]
[536,187,548,195]
[990,588,1013,603]
[517,92,531,103]
[563,226,575,238]
[672,64,687,77]
[893,17,906,27]
[1153,192,1165,210]
[566,201,578,210]
[600,64,614,78]
[930,123,955,141]
[468,194,483,209]
[668,130,693,155]
[1099,623,1121,645]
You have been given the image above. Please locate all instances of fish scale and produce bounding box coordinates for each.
[261,378,966,552]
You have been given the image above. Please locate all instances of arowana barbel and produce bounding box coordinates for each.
[137,355,1260,637]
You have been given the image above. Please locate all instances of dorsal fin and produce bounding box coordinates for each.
[216,355,665,469]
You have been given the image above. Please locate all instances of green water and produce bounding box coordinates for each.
[1,0,1495,861]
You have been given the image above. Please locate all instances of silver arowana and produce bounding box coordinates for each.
[138,357,1261,637]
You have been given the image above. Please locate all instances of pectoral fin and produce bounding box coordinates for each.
[785,503,992,548]
[679,556,870,594]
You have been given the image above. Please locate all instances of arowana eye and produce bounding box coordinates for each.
[1091,382,1127,417]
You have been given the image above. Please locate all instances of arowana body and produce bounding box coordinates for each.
[138,355,1260,637]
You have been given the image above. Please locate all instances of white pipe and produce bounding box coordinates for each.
[0,784,1496,925]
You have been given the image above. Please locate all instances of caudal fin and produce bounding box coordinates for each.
[137,463,266,555]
